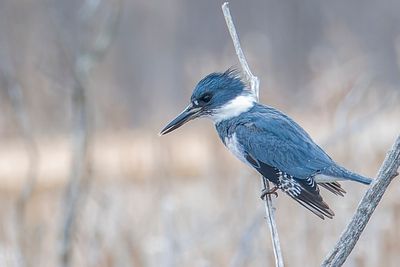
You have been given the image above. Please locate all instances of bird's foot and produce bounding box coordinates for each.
[260,186,279,199]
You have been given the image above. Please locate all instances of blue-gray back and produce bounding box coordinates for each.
[216,103,334,180]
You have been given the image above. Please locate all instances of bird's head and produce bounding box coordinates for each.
[160,68,256,135]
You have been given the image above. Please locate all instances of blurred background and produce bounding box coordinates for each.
[0,0,399,266]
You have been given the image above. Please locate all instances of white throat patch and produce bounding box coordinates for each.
[211,94,256,123]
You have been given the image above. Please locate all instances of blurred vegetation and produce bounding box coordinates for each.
[0,0,399,266]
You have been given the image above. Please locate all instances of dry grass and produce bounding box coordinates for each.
[0,108,399,267]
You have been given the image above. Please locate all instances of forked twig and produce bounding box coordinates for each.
[222,2,284,266]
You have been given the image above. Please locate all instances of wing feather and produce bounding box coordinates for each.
[319,182,346,196]
[245,155,334,219]
[235,106,334,180]
[224,105,340,219]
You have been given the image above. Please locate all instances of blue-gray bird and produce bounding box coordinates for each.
[160,69,372,219]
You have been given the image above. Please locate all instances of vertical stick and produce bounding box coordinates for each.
[222,2,259,100]
[56,2,122,266]
[222,2,284,266]
[262,177,285,267]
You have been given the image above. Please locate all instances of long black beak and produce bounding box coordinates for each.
[159,104,202,135]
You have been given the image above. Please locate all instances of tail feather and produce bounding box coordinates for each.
[324,165,372,185]
[290,188,335,220]
[282,177,335,220]
[319,182,346,196]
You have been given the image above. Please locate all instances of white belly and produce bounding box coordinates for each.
[224,133,247,164]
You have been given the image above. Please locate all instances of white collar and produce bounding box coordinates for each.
[210,94,256,123]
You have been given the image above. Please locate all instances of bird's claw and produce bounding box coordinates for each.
[260,186,279,200]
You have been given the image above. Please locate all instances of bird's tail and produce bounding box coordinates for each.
[326,164,372,185]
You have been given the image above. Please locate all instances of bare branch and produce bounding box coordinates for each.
[261,177,285,267]
[1,69,39,267]
[222,2,284,266]
[57,1,122,266]
[322,135,400,267]
[222,2,259,100]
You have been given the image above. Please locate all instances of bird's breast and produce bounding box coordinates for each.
[224,132,247,164]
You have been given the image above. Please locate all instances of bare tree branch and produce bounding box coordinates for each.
[221,2,284,266]
[56,1,122,266]
[1,69,39,267]
[322,135,400,267]
[222,2,259,100]
[60,77,90,267]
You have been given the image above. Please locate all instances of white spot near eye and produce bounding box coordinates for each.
[193,100,199,106]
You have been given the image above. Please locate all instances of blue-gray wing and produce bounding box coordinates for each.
[235,107,334,179]
[234,107,335,219]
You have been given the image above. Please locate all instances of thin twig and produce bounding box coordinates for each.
[321,135,400,266]
[222,2,284,266]
[222,2,259,100]
[261,177,284,266]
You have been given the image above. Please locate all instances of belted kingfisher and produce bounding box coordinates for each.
[160,69,372,219]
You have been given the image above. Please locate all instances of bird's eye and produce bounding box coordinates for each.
[200,93,212,103]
